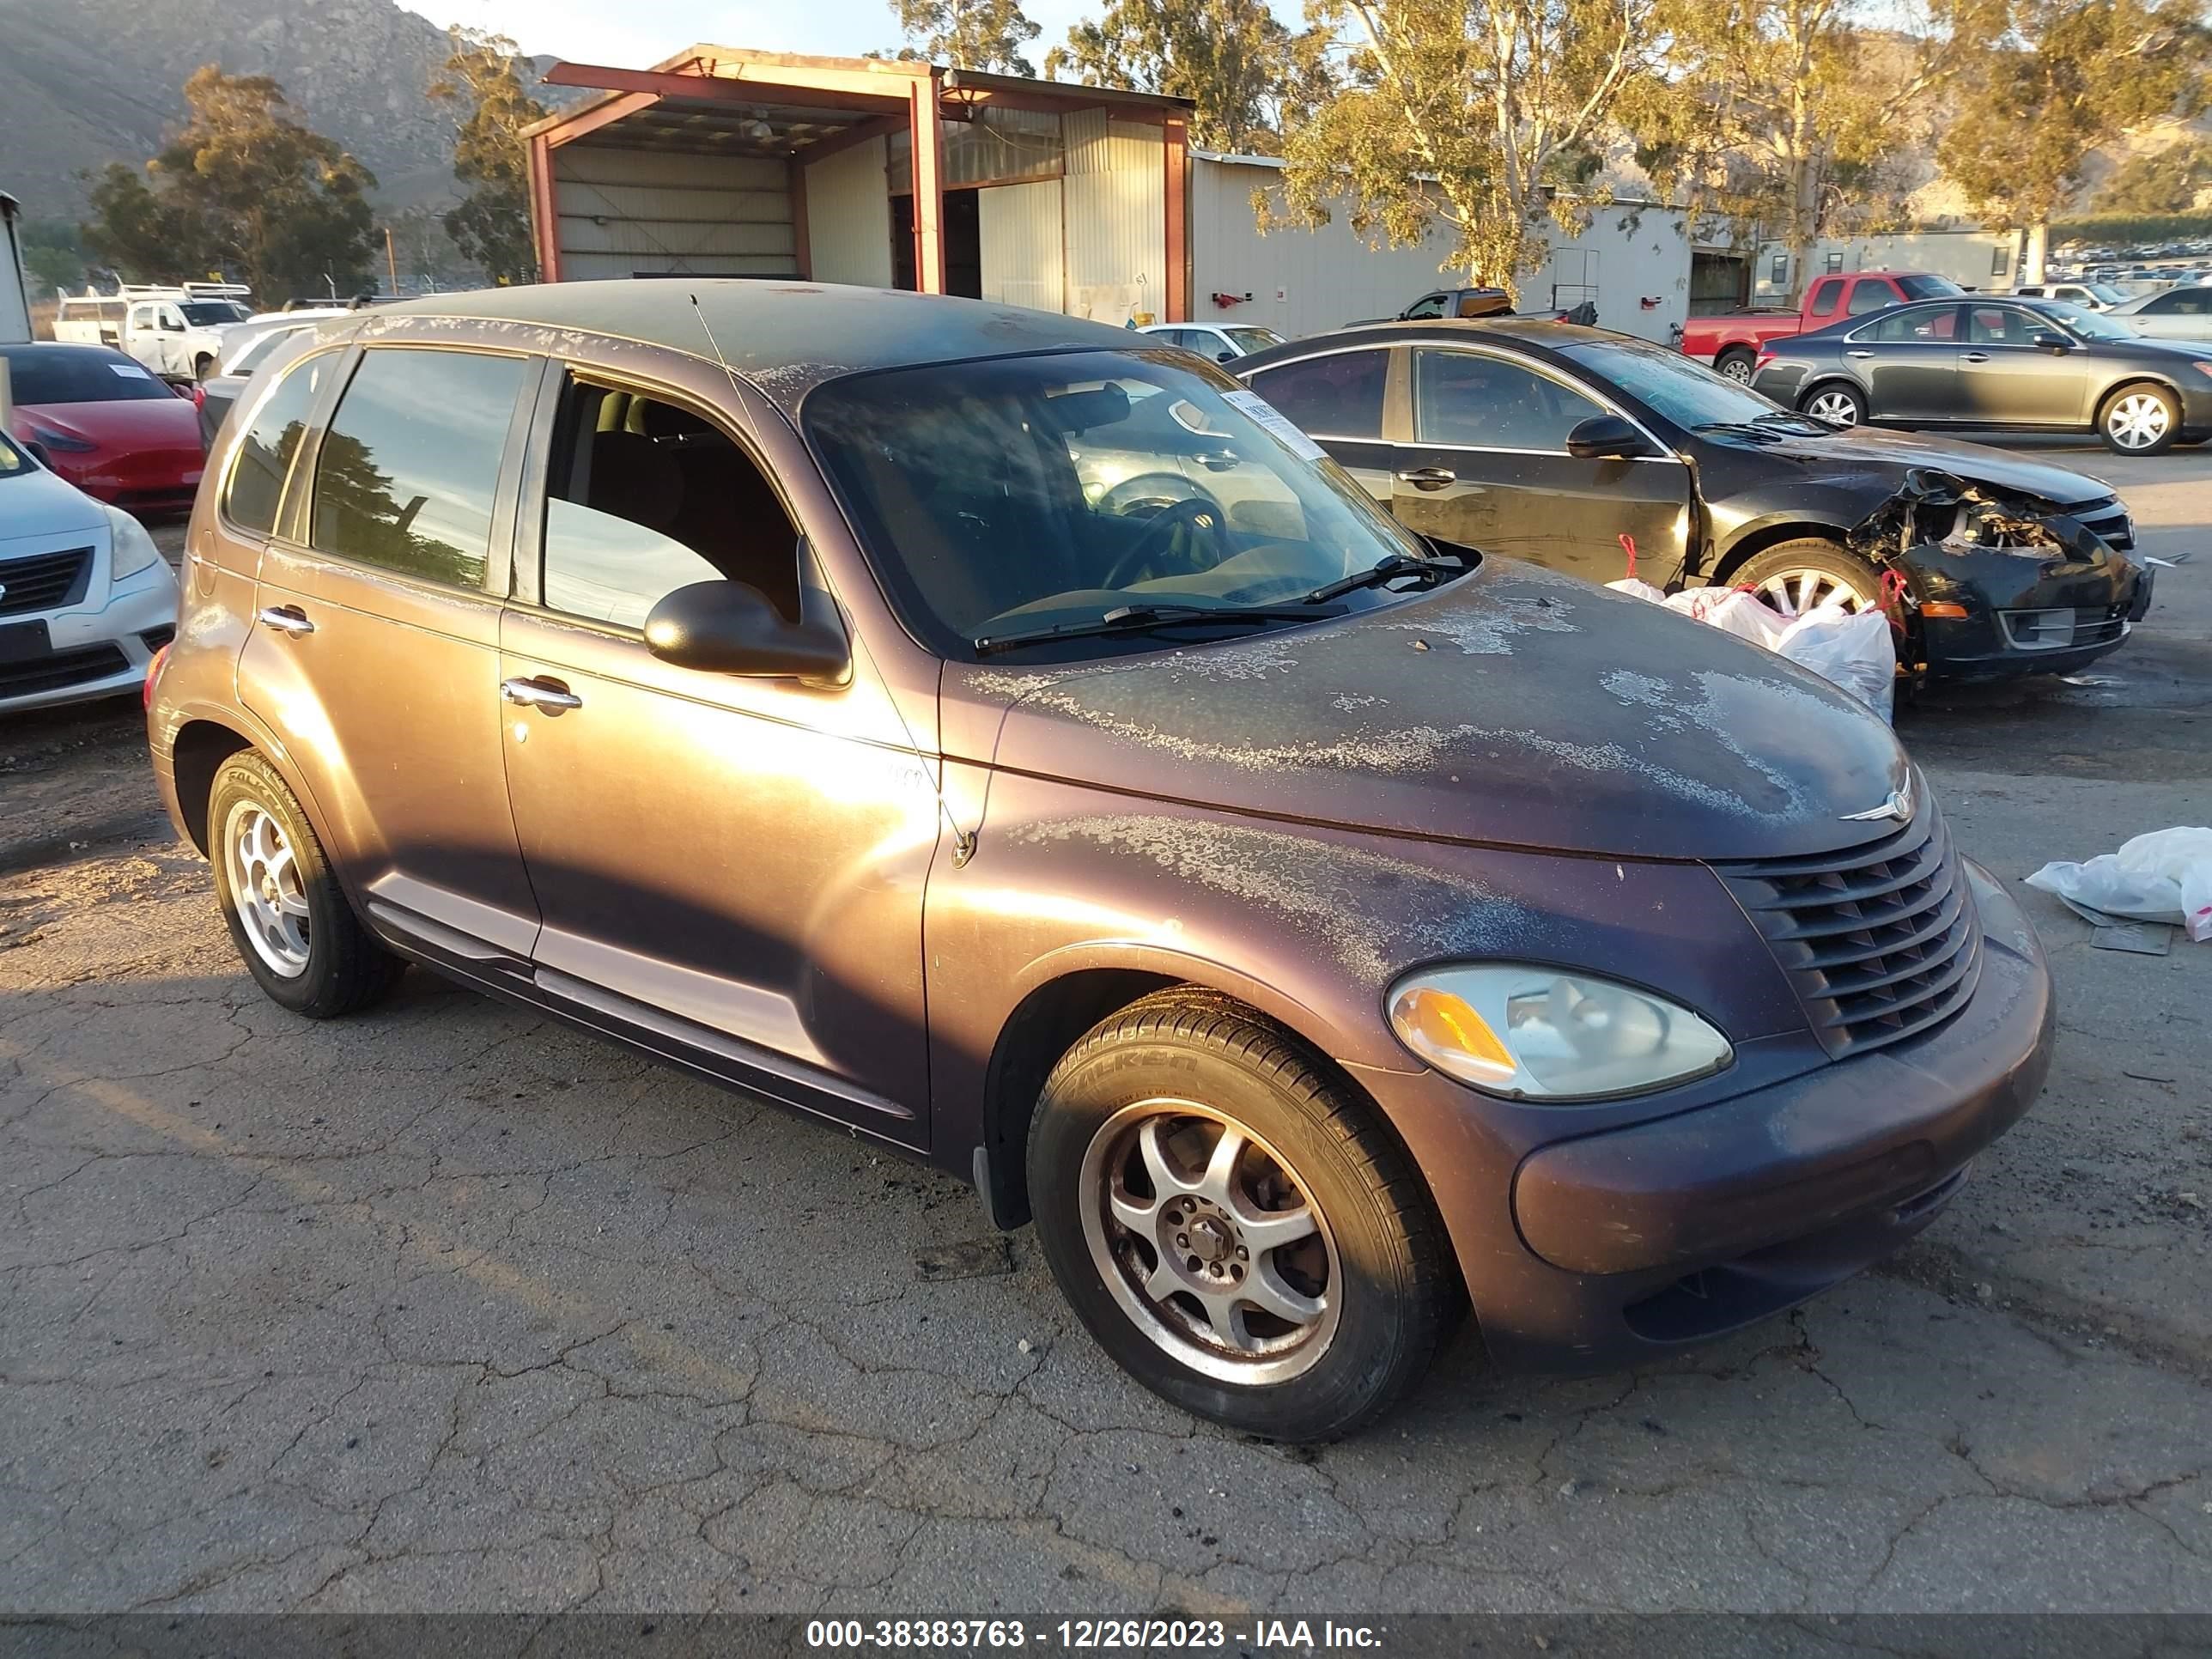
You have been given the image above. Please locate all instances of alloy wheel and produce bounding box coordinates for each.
[223,801,311,978]
[1079,1099,1341,1384]
[1719,357,1754,384]
[1753,568,1872,618]
[2105,392,2171,451]
[1806,390,1861,425]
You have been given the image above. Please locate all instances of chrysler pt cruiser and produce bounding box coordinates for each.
[147,284,2053,1440]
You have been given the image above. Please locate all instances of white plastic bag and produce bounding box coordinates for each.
[1604,577,1669,605]
[1774,602,1898,723]
[1662,587,1790,651]
[2026,826,2212,941]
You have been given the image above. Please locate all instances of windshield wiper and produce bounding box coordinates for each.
[1693,420,1789,443]
[973,601,1340,657]
[1296,550,1470,606]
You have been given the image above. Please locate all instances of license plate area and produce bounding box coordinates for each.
[0,620,54,665]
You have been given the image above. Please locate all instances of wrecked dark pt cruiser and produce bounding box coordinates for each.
[152,283,2052,1442]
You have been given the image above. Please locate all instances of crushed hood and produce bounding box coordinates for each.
[954,560,1911,862]
[1744,424,2114,507]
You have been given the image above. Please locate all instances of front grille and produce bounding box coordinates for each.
[1715,799,1983,1058]
[0,641,130,699]
[0,548,93,618]
[2073,498,2134,553]
[1998,605,2128,651]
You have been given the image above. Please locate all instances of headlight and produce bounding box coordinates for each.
[103,505,162,580]
[26,422,96,453]
[2191,362,2212,380]
[1387,963,1733,1100]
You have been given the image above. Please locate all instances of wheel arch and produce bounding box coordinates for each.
[1710,518,1856,586]
[2096,374,2184,422]
[169,718,258,854]
[1795,374,1868,416]
[972,953,1407,1235]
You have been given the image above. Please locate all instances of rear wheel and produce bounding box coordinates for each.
[2099,383,2179,454]
[1714,347,1759,385]
[207,751,404,1018]
[1027,990,1460,1441]
[1735,539,1882,620]
[193,353,216,381]
[1802,382,1867,427]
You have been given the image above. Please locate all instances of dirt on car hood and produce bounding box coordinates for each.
[956,559,1911,863]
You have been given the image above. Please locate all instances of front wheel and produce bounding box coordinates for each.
[2100,383,2179,454]
[1027,991,1461,1441]
[1802,382,1867,427]
[1735,539,1882,620]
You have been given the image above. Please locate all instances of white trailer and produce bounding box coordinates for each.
[1187,153,1698,344]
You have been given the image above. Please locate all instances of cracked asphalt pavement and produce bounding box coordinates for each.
[2,447,2208,1615]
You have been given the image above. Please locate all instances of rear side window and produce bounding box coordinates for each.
[222,354,334,537]
[1846,282,1899,316]
[1243,349,1388,439]
[1806,277,1844,320]
[310,349,528,588]
[1863,305,1959,343]
[1413,348,1605,451]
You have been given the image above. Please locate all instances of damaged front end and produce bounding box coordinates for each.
[1846,467,2150,681]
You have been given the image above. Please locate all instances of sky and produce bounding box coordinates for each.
[398,0,1115,70]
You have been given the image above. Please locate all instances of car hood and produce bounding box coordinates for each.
[957,560,1911,862]
[0,461,107,542]
[1737,423,2114,507]
[20,398,202,451]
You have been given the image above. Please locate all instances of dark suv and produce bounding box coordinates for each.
[148,283,2053,1441]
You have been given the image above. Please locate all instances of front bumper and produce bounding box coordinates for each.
[1360,864,2051,1375]
[0,559,179,714]
[1916,546,2150,680]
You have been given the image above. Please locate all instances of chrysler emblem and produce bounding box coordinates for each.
[1842,781,1914,823]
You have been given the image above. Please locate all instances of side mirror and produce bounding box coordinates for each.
[1216,349,1236,362]
[164,317,185,332]
[2031,331,2071,352]
[645,580,850,685]
[1565,413,1658,461]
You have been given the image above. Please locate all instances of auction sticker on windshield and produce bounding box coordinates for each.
[1223,389,1328,464]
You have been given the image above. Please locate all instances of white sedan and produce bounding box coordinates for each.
[0,428,178,713]
[1136,322,1288,363]
[2109,285,2212,340]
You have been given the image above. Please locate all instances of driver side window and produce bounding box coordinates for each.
[1413,348,1605,452]
[538,374,802,631]
[1401,294,1448,319]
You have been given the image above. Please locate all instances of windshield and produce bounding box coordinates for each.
[805,349,1433,658]
[0,347,177,404]
[1226,327,1286,356]
[1898,276,1965,300]
[181,301,251,326]
[2087,283,2128,304]
[2022,300,2132,343]
[1555,336,1814,435]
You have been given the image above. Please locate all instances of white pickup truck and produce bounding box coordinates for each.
[52,283,253,381]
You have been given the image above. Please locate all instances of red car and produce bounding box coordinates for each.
[1,343,206,512]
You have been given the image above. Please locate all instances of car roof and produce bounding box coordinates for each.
[1234,316,1602,372]
[0,341,132,363]
[365,280,1146,412]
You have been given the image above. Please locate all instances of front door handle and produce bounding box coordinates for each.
[1845,349,1875,360]
[257,605,314,635]
[1395,466,1457,490]
[501,676,582,712]
[1962,351,1990,363]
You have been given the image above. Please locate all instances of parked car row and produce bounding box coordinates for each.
[143,282,2057,1441]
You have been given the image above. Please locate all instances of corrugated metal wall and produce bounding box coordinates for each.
[979,179,1064,313]
[1190,158,1693,343]
[805,136,895,289]
[552,146,796,280]
[1063,112,1165,325]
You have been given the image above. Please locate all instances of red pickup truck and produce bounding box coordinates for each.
[1680,270,1966,384]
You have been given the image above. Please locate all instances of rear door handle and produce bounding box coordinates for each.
[501,676,582,712]
[1845,349,1875,360]
[1395,466,1457,490]
[1962,351,1990,363]
[257,605,314,635]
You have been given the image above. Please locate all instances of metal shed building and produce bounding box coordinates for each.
[525,47,1194,326]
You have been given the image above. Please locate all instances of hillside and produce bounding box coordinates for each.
[0,0,561,220]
